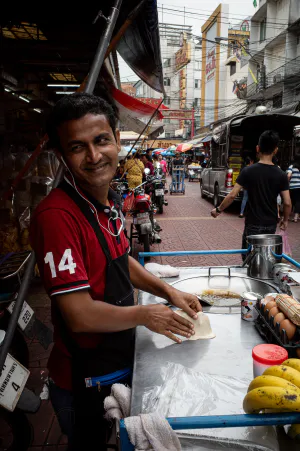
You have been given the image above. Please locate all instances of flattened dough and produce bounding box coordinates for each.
[175,310,216,340]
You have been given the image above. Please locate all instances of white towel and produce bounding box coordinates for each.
[144,263,180,278]
[125,413,181,451]
[104,384,181,451]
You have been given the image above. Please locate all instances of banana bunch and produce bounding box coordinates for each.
[243,359,300,441]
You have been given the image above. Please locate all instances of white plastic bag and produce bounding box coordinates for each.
[142,362,279,451]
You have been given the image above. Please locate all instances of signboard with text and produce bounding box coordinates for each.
[149,139,181,149]
[206,47,216,82]
[175,42,191,71]
[162,109,193,120]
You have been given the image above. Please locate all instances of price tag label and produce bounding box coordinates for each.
[0,354,29,411]
[7,300,34,331]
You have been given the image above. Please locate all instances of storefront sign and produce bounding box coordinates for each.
[206,47,216,82]
[149,139,181,149]
[162,109,193,120]
[138,98,166,108]
[179,68,186,109]
[175,42,191,71]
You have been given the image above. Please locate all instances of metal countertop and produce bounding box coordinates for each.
[130,266,293,450]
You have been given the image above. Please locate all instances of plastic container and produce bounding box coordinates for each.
[252,344,288,378]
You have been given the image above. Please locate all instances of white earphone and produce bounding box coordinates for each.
[60,157,124,237]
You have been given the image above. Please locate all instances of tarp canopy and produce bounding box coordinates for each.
[2,0,164,93]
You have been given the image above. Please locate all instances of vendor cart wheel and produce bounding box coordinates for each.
[0,409,33,451]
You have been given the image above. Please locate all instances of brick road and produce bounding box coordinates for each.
[6,178,300,449]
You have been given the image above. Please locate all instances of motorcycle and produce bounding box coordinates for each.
[0,251,53,450]
[150,166,168,214]
[126,170,162,253]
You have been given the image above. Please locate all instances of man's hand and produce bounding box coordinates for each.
[167,289,202,319]
[279,219,288,231]
[211,208,220,218]
[141,304,195,343]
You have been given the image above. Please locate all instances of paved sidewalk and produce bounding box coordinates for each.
[132,177,300,266]
[6,178,300,449]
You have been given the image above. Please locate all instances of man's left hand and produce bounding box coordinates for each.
[167,289,202,319]
[211,208,220,218]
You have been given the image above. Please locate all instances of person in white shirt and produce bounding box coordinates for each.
[287,159,300,223]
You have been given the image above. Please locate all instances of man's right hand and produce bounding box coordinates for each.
[140,304,195,343]
[279,219,288,231]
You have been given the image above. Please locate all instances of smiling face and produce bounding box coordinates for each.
[57,113,120,190]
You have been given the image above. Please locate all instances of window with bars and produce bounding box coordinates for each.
[194,79,200,88]
[164,77,171,86]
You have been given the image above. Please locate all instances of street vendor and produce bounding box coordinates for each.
[30,93,201,451]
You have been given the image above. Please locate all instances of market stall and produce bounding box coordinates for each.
[118,244,300,451]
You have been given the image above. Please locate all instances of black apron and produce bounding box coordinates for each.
[59,181,135,450]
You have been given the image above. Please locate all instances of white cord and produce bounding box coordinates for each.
[61,159,124,237]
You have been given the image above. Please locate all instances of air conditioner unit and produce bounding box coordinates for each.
[273,74,281,84]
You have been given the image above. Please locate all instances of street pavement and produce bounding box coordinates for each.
[12,177,300,449]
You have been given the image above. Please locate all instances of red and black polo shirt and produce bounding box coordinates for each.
[30,178,129,390]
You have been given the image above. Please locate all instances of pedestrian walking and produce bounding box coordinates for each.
[287,159,300,222]
[211,130,292,257]
[124,153,144,189]
[141,153,154,175]
[158,154,168,175]
[239,157,254,218]
[172,152,184,190]
[146,148,153,162]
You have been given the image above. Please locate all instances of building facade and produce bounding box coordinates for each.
[247,0,300,112]
[134,23,202,139]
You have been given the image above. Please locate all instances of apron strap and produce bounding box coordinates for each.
[59,180,112,263]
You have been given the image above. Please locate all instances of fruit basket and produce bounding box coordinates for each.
[255,302,300,357]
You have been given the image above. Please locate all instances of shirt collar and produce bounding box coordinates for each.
[63,174,121,215]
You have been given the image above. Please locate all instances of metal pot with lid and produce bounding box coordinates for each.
[244,234,283,280]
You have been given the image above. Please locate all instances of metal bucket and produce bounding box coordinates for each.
[246,234,282,280]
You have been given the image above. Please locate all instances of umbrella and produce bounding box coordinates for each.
[152,148,164,154]
[162,150,175,156]
[169,145,177,151]
[176,143,193,153]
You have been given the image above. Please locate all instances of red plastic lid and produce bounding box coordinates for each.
[252,344,288,365]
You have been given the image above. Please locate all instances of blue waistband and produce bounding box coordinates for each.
[85,367,132,388]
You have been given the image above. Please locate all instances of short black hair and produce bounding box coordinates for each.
[47,92,118,150]
[258,130,279,155]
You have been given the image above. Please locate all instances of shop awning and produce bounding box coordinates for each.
[120,132,146,141]
[225,55,237,66]
[2,1,164,93]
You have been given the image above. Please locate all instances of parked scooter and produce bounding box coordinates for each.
[150,166,168,214]
[127,170,161,253]
[0,251,53,450]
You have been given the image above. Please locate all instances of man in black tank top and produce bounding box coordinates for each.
[211,130,292,256]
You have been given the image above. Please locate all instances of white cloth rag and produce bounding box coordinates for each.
[104,383,181,451]
[144,263,180,278]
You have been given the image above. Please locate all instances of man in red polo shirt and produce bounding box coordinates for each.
[30,93,201,450]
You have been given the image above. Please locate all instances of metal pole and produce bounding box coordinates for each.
[85,0,123,94]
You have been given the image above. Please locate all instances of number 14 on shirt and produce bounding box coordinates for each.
[44,249,77,278]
